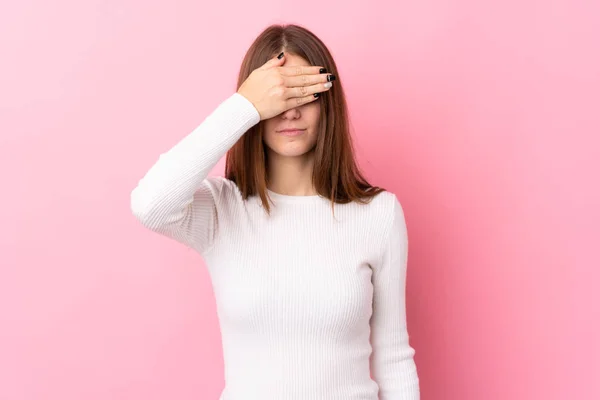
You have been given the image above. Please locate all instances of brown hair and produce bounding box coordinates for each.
[225,23,385,215]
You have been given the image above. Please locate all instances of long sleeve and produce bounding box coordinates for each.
[130,92,260,254]
[369,195,420,399]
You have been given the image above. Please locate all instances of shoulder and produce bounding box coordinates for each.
[363,189,405,222]
[200,175,239,197]
[199,175,249,210]
[362,190,407,243]
[202,175,233,194]
[347,189,404,226]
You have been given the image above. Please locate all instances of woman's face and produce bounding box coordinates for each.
[262,53,321,159]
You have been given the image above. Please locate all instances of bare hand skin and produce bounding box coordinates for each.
[237,52,334,121]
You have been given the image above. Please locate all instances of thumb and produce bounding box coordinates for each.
[261,51,285,70]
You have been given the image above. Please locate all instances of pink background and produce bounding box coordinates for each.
[1,1,598,399]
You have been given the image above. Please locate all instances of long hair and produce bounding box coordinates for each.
[225,23,385,215]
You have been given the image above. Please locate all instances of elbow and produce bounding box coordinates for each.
[130,186,160,230]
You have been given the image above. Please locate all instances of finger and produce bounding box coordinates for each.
[259,52,285,70]
[278,65,325,76]
[285,81,332,99]
[283,73,334,88]
[285,92,321,109]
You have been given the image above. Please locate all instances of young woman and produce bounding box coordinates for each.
[131,24,420,400]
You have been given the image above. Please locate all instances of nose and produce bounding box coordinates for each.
[281,106,300,120]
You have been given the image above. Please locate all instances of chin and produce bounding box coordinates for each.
[264,135,317,157]
[266,141,316,157]
[270,148,313,158]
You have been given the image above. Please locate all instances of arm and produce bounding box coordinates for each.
[370,195,420,399]
[130,93,260,254]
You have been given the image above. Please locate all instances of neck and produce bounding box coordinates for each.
[266,150,316,196]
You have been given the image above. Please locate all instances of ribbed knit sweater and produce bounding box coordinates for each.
[130,93,420,399]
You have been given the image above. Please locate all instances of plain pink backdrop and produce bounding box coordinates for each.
[1,1,598,399]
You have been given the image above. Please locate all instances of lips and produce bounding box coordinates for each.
[278,128,305,133]
[277,128,306,137]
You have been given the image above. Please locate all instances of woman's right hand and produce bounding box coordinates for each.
[237,52,334,121]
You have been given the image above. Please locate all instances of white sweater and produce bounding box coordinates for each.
[130,93,420,399]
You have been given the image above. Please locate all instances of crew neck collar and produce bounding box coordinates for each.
[266,188,324,204]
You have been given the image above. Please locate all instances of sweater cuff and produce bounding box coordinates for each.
[230,92,261,125]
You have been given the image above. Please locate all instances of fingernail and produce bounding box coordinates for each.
[314,93,320,98]
[319,68,327,74]
[277,52,284,59]
[327,74,336,82]
[324,82,332,89]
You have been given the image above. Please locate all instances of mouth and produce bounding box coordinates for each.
[277,129,306,137]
